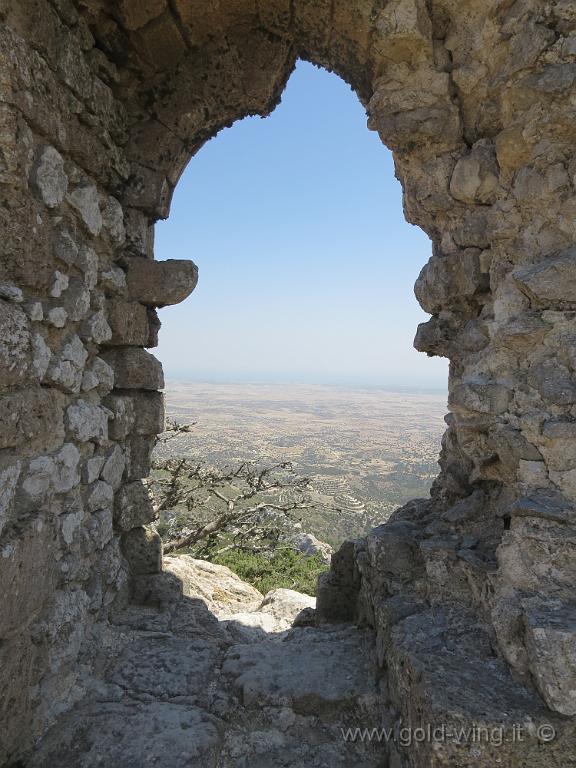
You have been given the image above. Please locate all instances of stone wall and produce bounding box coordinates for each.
[1,0,576,764]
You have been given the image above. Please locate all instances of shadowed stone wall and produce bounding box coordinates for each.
[1,0,576,764]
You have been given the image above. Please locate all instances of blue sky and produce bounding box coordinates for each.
[155,60,448,391]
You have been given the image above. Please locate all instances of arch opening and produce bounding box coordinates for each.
[2,0,576,763]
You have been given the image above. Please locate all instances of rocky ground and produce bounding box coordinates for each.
[28,557,385,767]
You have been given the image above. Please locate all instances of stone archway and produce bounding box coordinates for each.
[1,0,576,764]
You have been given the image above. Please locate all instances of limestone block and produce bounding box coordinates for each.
[46,307,68,328]
[106,300,150,346]
[63,279,91,322]
[66,400,109,444]
[87,507,114,551]
[0,299,30,387]
[124,434,155,480]
[514,248,576,304]
[100,196,126,245]
[29,145,68,208]
[131,571,183,607]
[125,258,198,307]
[99,267,126,294]
[497,514,576,595]
[0,284,23,303]
[114,480,156,531]
[118,0,167,31]
[450,139,500,205]
[131,391,165,435]
[163,555,264,614]
[81,310,112,345]
[518,460,548,487]
[104,394,135,440]
[528,358,576,405]
[101,348,164,390]
[83,456,106,485]
[132,12,187,71]
[22,444,80,503]
[54,230,79,267]
[121,527,162,575]
[67,181,103,236]
[46,336,88,394]
[0,459,21,536]
[100,445,126,490]
[86,481,114,513]
[258,588,316,627]
[76,246,98,290]
[0,388,64,453]
[81,357,114,394]
[540,420,576,471]
[524,599,576,715]
[449,382,511,415]
[414,249,485,314]
[49,271,69,298]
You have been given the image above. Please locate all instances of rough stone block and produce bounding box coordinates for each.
[0,459,21,537]
[67,180,102,236]
[104,394,135,439]
[0,388,65,453]
[131,391,165,435]
[66,400,109,444]
[118,0,167,30]
[125,434,155,480]
[514,248,576,304]
[0,299,30,387]
[21,444,80,504]
[29,145,68,208]
[101,348,164,390]
[114,480,156,531]
[106,300,150,346]
[450,139,500,205]
[125,257,198,307]
[131,572,183,607]
[524,599,576,715]
[121,526,163,575]
[100,445,126,490]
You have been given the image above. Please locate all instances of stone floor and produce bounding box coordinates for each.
[28,558,386,768]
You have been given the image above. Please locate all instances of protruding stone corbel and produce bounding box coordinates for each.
[125,257,198,307]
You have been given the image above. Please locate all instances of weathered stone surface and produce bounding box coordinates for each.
[114,480,156,530]
[121,526,163,575]
[66,400,108,443]
[0,459,21,536]
[125,258,198,306]
[222,625,376,709]
[0,388,64,453]
[104,394,135,439]
[164,555,263,615]
[100,445,126,490]
[29,145,68,208]
[0,299,30,386]
[524,598,576,716]
[21,444,80,504]
[131,391,165,435]
[67,180,103,236]
[450,140,500,205]
[101,347,164,390]
[514,249,576,304]
[46,335,88,393]
[28,702,223,768]
[106,300,150,346]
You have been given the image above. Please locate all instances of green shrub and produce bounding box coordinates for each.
[213,548,327,596]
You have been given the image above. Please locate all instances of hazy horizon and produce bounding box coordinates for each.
[163,375,448,396]
[155,60,448,391]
